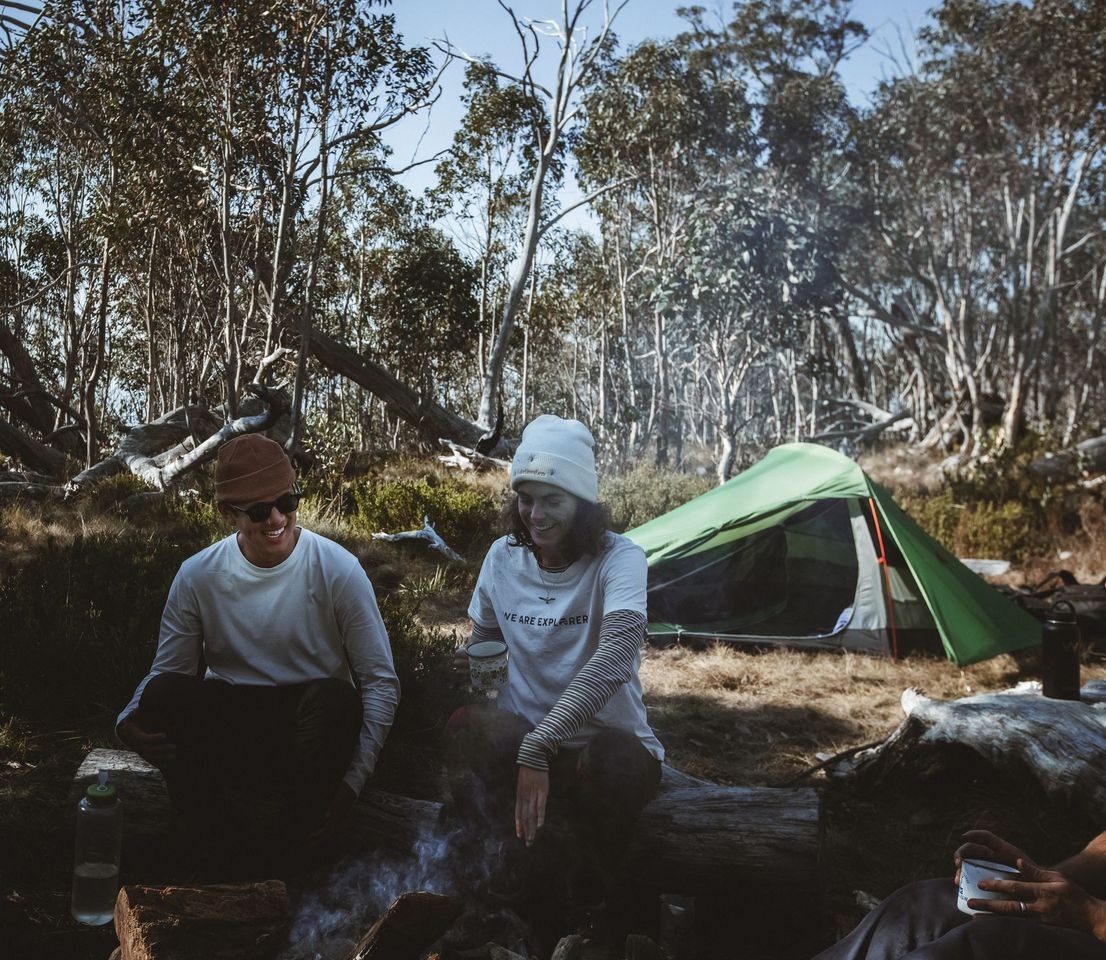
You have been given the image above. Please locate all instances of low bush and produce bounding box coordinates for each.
[897,488,1053,563]
[347,474,499,559]
[0,532,210,727]
[0,497,466,745]
[602,465,714,532]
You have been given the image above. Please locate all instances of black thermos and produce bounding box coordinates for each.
[1042,600,1082,700]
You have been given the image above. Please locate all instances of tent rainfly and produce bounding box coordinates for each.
[624,443,1041,666]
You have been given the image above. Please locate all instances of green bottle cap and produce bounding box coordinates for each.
[86,770,117,804]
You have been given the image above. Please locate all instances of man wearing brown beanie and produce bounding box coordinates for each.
[115,433,399,874]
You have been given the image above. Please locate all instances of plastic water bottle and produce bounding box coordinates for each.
[71,769,122,926]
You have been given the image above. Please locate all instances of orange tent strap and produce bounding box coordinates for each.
[869,496,899,660]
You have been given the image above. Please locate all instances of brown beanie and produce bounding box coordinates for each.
[214,434,296,504]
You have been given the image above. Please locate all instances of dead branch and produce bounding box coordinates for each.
[1030,433,1106,480]
[372,516,465,562]
[63,384,289,497]
[812,408,914,443]
[437,439,510,471]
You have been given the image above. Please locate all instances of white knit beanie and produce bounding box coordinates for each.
[510,415,598,503]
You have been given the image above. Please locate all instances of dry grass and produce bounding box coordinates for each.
[639,645,1032,785]
[640,641,1106,942]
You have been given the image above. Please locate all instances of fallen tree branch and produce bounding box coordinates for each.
[64,384,288,497]
[372,517,465,562]
[1030,433,1106,480]
[437,438,510,472]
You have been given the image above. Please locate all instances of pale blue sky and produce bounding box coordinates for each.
[384,0,938,208]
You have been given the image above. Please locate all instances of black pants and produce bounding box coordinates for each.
[812,877,1106,960]
[444,703,661,898]
[136,672,361,848]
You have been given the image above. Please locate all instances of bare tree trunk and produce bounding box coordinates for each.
[84,232,112,468]
[653,310,669,465]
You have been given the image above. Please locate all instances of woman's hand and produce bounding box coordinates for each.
[452,644,470,676]
[515,766,550,845]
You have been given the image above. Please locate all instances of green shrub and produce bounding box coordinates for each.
[0,531,212,726]
[602,465,714,532]
[897,489,1050,563]
[348,475,498,559]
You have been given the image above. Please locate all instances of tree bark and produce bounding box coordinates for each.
[114,880,290,960]
[1029,433,1106,480]
[0,415,68,476]
[836,686,1106,823]
[76,749,822,902]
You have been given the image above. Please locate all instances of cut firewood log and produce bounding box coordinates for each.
[348,891,462,960]
[114,880,290,960]
[834,684,1106,821]
[76,748,822,903]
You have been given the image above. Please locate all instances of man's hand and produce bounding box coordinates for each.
[117,716,176,766]
[973,857,1106,937]
[515,766,549,846]
[308,781,356,847]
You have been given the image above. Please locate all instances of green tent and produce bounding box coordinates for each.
[624,442,1041,665]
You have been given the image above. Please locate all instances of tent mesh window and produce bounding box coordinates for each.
[646,499,859,638]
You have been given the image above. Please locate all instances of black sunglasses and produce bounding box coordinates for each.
[228,490,303,523]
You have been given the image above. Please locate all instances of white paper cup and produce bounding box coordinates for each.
[957,858,1020,915]
[467,639,509,694]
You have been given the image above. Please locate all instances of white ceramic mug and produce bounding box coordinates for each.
[957,857,1021,915]
[467,639,509,695]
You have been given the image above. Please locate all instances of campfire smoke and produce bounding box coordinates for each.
[281,820,511,960]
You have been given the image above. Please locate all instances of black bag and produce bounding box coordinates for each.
[1010,571,1106,647]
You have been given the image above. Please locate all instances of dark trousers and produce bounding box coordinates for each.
[813,877,1106,960]
[444,703,661,899]
[136,672,361,848]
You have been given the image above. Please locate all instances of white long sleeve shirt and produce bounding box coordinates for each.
[117,527,400,795]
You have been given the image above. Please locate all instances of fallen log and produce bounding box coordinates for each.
[114,880,290,960]
[1029,433,1106,480]
[833,683,1106,822]
[76,748,822,902]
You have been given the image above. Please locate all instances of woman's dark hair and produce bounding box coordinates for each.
[501,491,612,562]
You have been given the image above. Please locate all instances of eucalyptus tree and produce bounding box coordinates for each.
[720,0,870,415]
[431,59,542,390]
[855,0,1106,455]
[160,0,436,430]
[576,33,754,463]
[0,0,187,465]
[0,0,448,477]
[436,0,626,434]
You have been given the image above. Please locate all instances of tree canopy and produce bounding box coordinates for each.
[1,0,1103,486]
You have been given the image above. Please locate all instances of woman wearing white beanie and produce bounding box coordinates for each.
[447,414,664,951]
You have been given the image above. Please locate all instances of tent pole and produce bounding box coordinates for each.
[869,496,900,660]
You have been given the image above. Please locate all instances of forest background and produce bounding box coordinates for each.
[2,0,1106,958]
[1,0,1103,481]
